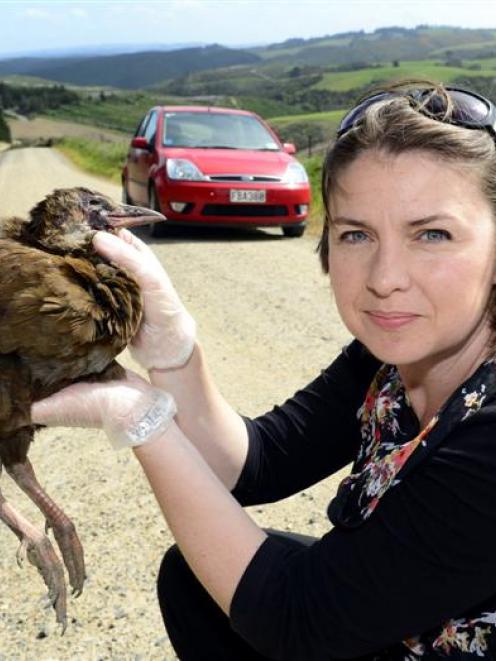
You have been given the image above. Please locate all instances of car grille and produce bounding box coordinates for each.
[202,204,288,217]
[207,175,282,182]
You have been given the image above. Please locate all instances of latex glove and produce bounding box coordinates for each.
[93,230,196,370]
[31,371,177,450]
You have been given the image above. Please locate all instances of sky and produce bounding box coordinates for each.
[2,0,496,57]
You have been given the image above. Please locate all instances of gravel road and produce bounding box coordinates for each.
[0,147,351,659]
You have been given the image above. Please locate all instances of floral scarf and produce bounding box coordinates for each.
[327,358,496,659]
[329,362,491,529]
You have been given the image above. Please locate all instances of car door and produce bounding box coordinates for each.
[127,112,150,204]
[128,111,158,204]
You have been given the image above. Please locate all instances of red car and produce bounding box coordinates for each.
[122,106,311,237]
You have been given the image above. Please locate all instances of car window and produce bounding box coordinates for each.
[162,112,280,151]
[135,113,150,137]
[144,111,158,144]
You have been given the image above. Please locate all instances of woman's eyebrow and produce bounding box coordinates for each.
[331,217,369,227]
[408,214,458,227]
[332,214,458,228]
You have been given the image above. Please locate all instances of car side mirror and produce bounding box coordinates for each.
[131,136,153,151]
[283,142,297,155]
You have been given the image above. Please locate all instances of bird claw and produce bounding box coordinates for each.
[0,496,69,629]
[16,537,28,568]
[59,616,67,636]
[25,534,68,628]
[51,523,86,597]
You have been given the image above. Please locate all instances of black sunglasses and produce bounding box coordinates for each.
[336,86,496,138]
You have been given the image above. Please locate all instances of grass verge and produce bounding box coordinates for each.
[300,154,324,236]
[56,137,127,183]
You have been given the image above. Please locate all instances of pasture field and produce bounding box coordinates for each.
[269,109,344,127]
[314,60,496,92]
[43,93,184,134]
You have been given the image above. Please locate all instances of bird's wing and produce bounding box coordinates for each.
[0,239,110,358]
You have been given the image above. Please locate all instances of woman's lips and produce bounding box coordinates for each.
[365,311,420,330]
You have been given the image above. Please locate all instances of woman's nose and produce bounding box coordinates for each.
[366,242,411,298]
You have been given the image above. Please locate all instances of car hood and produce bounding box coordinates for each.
[163,147,295,177]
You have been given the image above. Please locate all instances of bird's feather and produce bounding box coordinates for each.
[0,239,142,379]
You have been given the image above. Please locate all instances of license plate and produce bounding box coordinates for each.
[230,189,266,203]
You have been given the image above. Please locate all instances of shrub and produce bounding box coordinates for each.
[0,110,11,143]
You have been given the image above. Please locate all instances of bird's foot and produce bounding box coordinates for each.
[4,458,86,598]
[16,529,67,633]
[46,519,86,597]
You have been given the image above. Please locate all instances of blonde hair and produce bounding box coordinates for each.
[318,80,496,272]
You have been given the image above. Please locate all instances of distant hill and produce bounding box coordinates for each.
[253,26,496,65]
[0,45,261,89]
[2,25,496,92]
[0,42,206,59]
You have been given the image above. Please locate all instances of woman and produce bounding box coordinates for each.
[33,81,496,659]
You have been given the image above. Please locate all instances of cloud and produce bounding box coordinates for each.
[22,8,52,19]
[69,8,88,18]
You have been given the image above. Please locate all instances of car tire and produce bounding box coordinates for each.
[148,185,163,238]
[282,224,305,238]
[122,179,133,205]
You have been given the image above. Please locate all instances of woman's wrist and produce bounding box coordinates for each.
[105,390,178,450]
[148,340,200,377]
[130,308,197,371]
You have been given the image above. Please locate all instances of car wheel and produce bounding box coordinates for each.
[148,186,163,238]
[282,224,305,238]
[122,179,132,204]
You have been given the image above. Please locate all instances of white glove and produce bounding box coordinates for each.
[93,230,196,370]
[31,371,177,450]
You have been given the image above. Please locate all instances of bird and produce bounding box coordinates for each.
[0,187,164,631]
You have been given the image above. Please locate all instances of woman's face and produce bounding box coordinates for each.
[328,149,496,369]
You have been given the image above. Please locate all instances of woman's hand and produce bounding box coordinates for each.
[93,230,196,370]
[31,370,177,450]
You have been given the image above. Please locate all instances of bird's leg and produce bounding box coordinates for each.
[4,459,85,597]
[0,488,67,631]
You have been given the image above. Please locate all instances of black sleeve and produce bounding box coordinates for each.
[229,410,496,660]
[231,340,381,506]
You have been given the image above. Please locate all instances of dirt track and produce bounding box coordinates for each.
[0,146,351,659]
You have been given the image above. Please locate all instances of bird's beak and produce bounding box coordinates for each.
[106,204,165,229]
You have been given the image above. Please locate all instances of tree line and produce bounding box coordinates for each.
[0,82,78,116]
[0,109,10,142]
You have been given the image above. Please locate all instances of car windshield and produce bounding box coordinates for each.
[162,111,280,151]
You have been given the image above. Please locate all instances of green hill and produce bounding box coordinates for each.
[253,26,496,65]
[0,46,261,89]
[2,26,496,90]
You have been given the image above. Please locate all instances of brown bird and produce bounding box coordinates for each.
[0,188,163,631]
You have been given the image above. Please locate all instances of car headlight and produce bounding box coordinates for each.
[283,162,309,184]
[166,158,206,181]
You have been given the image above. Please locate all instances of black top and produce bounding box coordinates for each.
[230,340,496,661]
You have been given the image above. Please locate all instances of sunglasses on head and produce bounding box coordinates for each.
[336,86,496,138]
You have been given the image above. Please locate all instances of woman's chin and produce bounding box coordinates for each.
[357,335,425,367]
